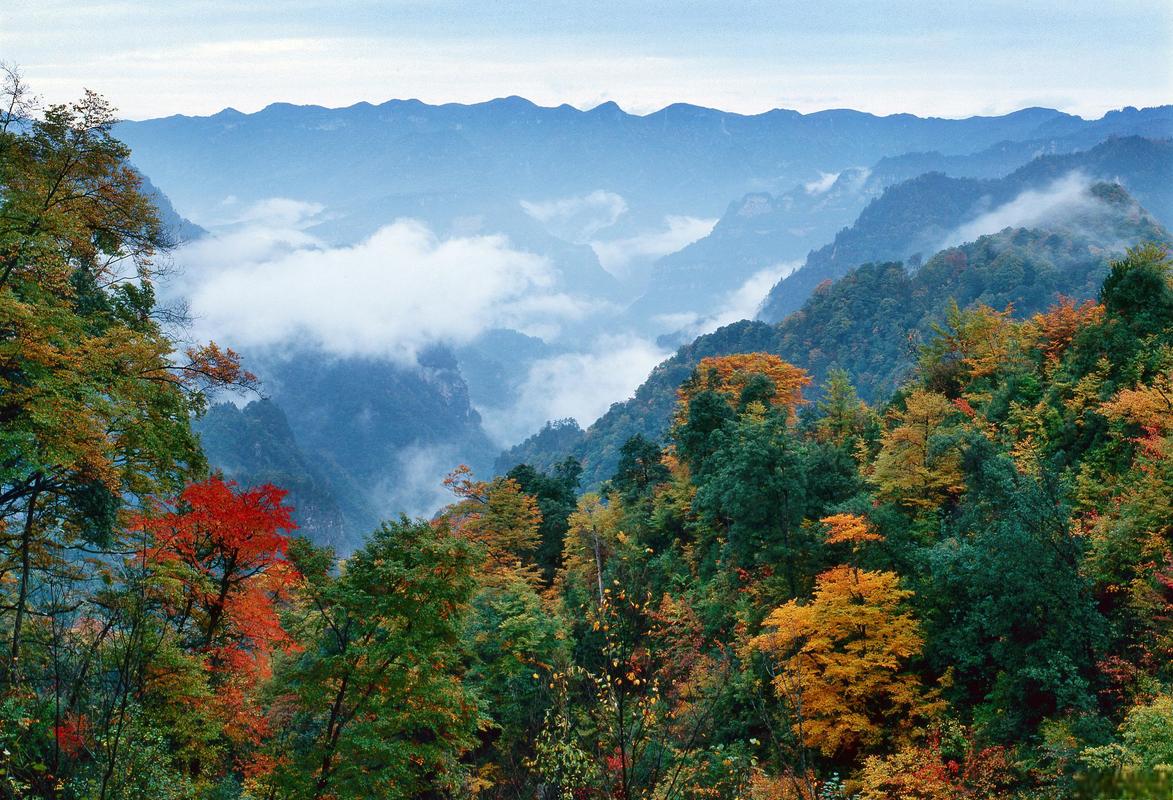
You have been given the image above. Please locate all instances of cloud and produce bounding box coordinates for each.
[804,171,840,195]
[942,172,1097,249]
[479,334,671,444]
[221,197,325,228]
[658,260,802,338]
[591,215,718,275]
[174,202,587,363]
[375,443,465,520]
[521,190,628,242]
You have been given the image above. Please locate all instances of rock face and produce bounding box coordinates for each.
[197,346,499,552]
[196,399,372,552]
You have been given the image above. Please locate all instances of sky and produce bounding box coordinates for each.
[2,0,1170,121]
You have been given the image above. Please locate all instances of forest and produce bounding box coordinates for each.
[1,85,1171,800]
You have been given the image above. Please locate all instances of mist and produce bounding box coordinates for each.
[520,189,628,242]
[172,202,591,364]
[478,334,671,446]
[590,215,718,276]
[941,171,1098,250]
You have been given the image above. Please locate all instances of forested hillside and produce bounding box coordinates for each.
[629,136,1172,324]
[503,180,1170,486]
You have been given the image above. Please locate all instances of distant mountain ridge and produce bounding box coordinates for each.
[116,99,1173,247]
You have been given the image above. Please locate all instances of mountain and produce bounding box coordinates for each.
[500,182,1169,487]
[453,328,559,416]
[116,101,1171,222]
[115,100,1171,271]
[196,346,498,548]
[627,134,1112,324]
[758,137,1173,321]
[195,399,378,551]
[120,104,1171,523]
[493,418,586,476]
[137,171,206,244]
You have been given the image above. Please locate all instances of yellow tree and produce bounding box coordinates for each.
[749,517,941,762]
[871,389,964,510]
[676,353,810,425]
[1025,297,1105,367]
[559,492,625,603]
[920,301,1016,398]
[443,465,543,584]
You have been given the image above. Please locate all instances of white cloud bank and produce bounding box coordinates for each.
[521,190,628,242]
[591,215,718,275]
[175,201,590,363]
[942,172,1097,249]
[804,171,840,195]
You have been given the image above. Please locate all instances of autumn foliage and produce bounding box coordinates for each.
[677,352,811,423]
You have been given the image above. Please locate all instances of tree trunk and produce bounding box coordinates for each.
[8,481,40,685]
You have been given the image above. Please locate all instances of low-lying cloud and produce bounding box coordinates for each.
[479,334,671,445]
[942,171,1097,249]
[655,260,802,339]
[591,215,718,275]
[174,203,591,363]
[520,189,628,242]
[376,443,466,520]
[804,171,841,195]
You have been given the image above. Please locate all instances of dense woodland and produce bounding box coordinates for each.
[2,85,1172,800]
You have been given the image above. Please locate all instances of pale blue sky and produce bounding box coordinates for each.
[2,0,1170,120]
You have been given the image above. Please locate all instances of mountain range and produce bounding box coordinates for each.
[117,98,1172,546]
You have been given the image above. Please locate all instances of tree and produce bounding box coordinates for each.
[676,354,810,427]
[461,575,568,797]
[506,458,582,585]
[919,301,1016,398]
[871,390,964,510]
[0,87,255,693]
[258,518,481,800]
[134,477,298,752]
[444,465,543,584]
[920,436,1102,742]
[748,516,941,763]
[137,478,297,659]
[691,409,814,586]
[815,368,873,448]
[0,82,258,798]
[612,435,670,506]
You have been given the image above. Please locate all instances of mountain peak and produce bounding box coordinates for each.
[589,100,624,114]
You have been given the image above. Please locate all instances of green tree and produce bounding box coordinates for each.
[920,436,1103,742]
[507,458,582,585]
[259,518,481,800]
